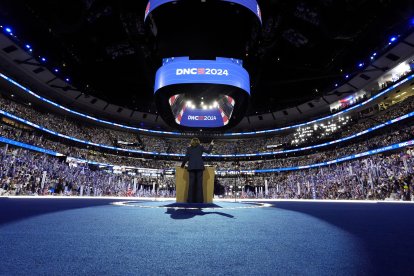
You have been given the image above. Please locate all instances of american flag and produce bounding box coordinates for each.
[145,2,151,17]
[197,68,205,74]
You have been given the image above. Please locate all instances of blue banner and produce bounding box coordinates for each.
[0,136,62,156]
[179,108,225,128]
[145,0,262,23]
[154,57,250,95]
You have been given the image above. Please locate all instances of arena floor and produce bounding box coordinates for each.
[0,197,413,275]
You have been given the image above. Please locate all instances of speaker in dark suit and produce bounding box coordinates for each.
[181,138,214,203]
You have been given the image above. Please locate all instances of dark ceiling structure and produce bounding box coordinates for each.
[0,0,413,116]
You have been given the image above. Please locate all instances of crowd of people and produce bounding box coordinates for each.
[0,146,175,198]
[219,149,413,201]
[0,144,412,201]
[1,91,413,155]
[1,113,413,173]
[212,124,414,171]
[0,83,414,201]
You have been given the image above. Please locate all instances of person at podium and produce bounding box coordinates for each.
[181,138,214,203]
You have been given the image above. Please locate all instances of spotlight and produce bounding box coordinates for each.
[389,36,397,43]
[5,27,12,33]
[65,78,70,82]
[41,57,46,62]
[54,68,59,73]
[358,63,364,68]
[25,44,31,49]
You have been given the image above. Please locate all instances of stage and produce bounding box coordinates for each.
[0,197,413,275]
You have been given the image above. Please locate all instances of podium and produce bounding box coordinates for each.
[175,166,215,203]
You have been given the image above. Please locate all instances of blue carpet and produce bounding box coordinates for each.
[0,199,413,275]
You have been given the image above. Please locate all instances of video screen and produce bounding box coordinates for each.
[169,94,235,128]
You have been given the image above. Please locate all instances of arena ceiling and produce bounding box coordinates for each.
[0,0,413,115]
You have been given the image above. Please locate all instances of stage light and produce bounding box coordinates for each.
[345,74,349,79]
[25,44,31,49]
[213,101,218,107]
[358,63,364,68]
[41,57,46,62]
[5,27,12,33]
[389,36,397,43]
[65,78,70,82]
[335,83,338,87]
[54,68,59,73]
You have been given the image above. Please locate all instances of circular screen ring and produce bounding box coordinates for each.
[145,0,262,23]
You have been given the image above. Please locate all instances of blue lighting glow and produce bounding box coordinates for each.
[345,75,349,79]
[0,136,62,157]
[389,36,397,42]
[54,68,59,73]
[358,63,364,68]
[25,44,31,49]
[65,78,70,82]
[41,57,46,62]
[5,27,12,33]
